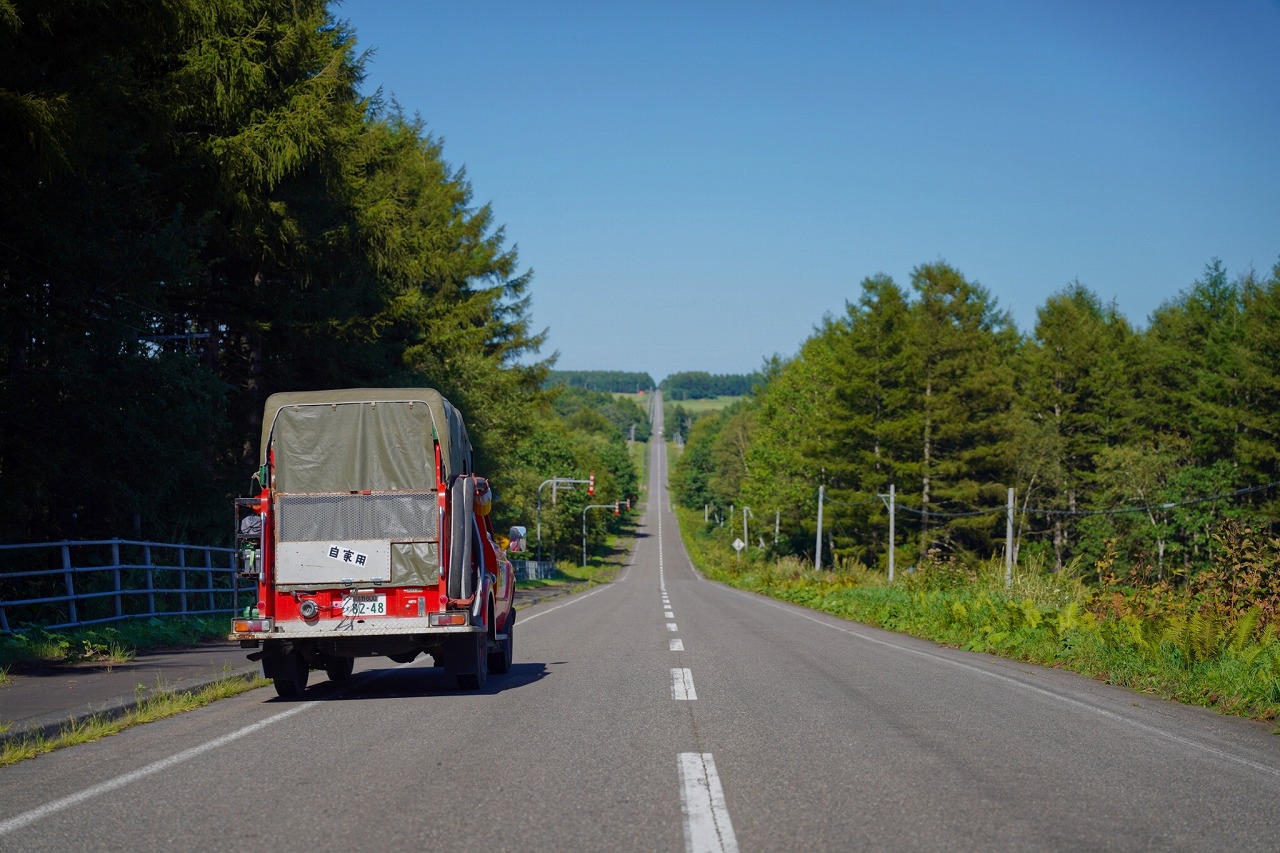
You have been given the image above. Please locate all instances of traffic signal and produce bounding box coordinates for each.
[588,472,595,496]
[614,501,619,516]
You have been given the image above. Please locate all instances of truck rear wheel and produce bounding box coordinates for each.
[272,652,309,698]
[323,654,355,683]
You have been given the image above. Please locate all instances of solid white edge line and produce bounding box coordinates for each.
[678,752,738,853]
[517,583,613,624]
[0,657,427,836]
[719,584,1280,779]
[0,703,311,836]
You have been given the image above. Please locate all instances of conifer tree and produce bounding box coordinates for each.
[1237,260,1280,506]
[908,262,1018,557]
[1134,260,1244,464]
[818,275,917,565]
[1018,283,1135,568]
[738,344,839,558]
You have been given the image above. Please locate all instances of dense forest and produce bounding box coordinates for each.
[673,260,1280,580]
[660,371,759,400]
[0,0,630,559]
[552,386,652,445]
[547,370,655,393]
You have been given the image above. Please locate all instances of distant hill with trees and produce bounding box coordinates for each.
[660,371,760,400]
[547,370,655,393]
[552,386,652,444]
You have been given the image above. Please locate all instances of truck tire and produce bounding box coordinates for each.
[447,475,475,600]
[456,630,489,690]
[489,611,513,674]
[272,652,309,698]
[323,654,354,683]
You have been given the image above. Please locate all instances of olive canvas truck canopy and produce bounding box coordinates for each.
[260,388,472,493]
[258,389,470,588]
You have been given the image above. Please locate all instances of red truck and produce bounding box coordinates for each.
[230,388,515,696]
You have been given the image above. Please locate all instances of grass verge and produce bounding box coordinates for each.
[1,616,231,673]
[675,506,1280,727]
[0,671,268,766]
[515,526,633,601]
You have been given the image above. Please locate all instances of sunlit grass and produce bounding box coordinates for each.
[0,671,268,766]
[668,395,744,415]
[513,527,633,603]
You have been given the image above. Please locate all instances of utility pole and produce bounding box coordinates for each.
[814,485,825,571]
[888,484,896,583]
[1005,487,1015,588]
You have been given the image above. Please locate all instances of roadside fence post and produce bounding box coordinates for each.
[205,547,216,612]
[179,545,189,614]
[62,544,77,625]
[112,539,123,619]
[144,542,156,616]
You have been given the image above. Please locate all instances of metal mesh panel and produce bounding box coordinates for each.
[276,493,438,543]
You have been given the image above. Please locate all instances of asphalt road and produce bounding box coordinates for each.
[2,394,1278,851]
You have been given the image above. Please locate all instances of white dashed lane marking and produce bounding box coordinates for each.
[678,752,738,853]
[671,667,698,700]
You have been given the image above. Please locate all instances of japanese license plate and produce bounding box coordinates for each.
[341,594,387,616]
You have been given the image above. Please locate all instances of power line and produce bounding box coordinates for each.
[1022,480,1279,518]
[856,480,1280,520]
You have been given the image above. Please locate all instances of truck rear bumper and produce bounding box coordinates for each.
[230,616,481,642]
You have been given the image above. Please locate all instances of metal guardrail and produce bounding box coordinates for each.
[0,543,559,635]
[511,559,556,582]
[0,539,239,634]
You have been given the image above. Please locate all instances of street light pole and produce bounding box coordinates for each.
[537,476,593,563]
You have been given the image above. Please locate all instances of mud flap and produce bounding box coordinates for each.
[442,631,483,675]
[444,629,489,690]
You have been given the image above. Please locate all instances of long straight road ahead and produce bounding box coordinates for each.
[2,392,1278,851]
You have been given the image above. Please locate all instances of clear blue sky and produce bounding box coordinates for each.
[338,0,1280,383]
